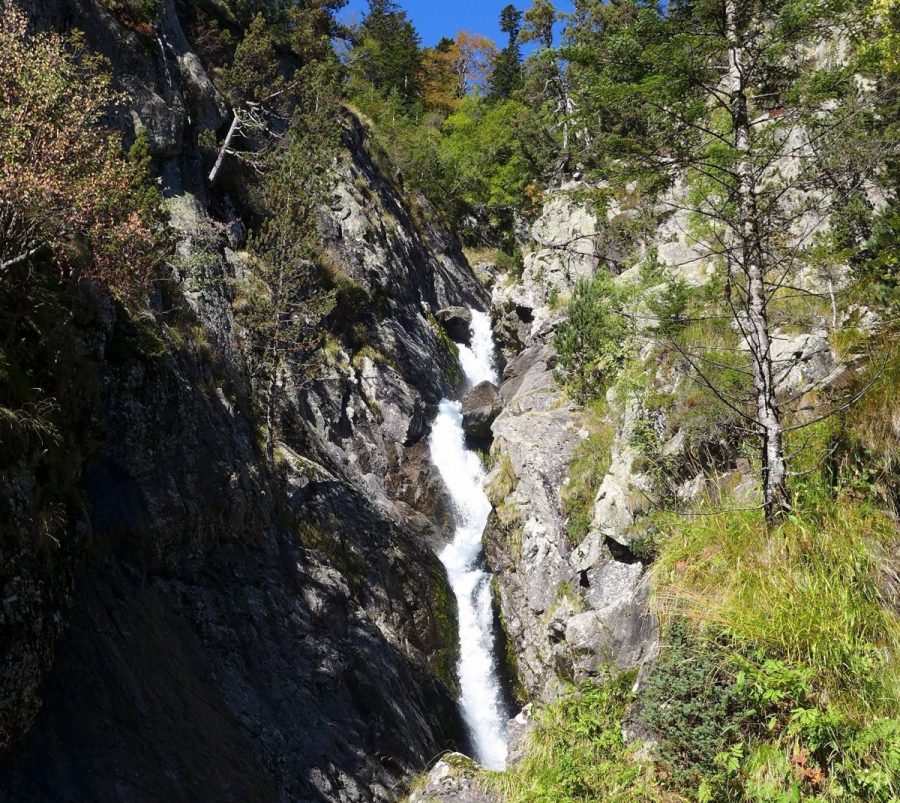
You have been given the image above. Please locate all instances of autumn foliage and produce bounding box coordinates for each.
[421,31,496,113]
[0,1,162,294]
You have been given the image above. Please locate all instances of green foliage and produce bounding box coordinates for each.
[628,411,680,505]
[521,0,559,49]
[349,0,422,108]
[856,200,900,311]
[484,673,666,802]
[219,13,281,102]
[489,5,524,100]
[98,0,158,32]
[236,74,341,458]
[487,452,518,507]
[830,339,900,509]
[496,245,526,280]
[554,272,633,402]
[562,400,615,546]
[643,622,751,792]
[644,618,900,802]
[646,275,690,337]
[349,88,544,232]
[440,97,540,217]
[642,497,900,801]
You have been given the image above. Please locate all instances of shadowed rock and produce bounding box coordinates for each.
[436,307,473,345]
[461,381,501,447]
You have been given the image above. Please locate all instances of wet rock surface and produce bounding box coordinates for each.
[436,307,475,345]
[461,381,502,447]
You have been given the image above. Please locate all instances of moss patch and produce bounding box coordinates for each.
[298,521,367,596]
[427,563,460,693]
[562,401,616,547]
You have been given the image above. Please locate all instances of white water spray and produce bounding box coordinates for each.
[429,310,509,770]
[458,311,500,388]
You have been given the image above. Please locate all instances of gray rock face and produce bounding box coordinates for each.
[303,113,492,522]
[491,190,602,357]
[408,756,499,803]
[484,329,655,701]
[0,276,465,801]
[461,381,501,445]
[484,193,659,702]
[0,4,489,800]
[770,330,838,395]
[583,395,654,549]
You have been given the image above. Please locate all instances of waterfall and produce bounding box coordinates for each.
[429,310,509,770]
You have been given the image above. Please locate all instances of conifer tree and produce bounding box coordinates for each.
[489,4,524,99]
[521,0,557,49]
[240,70,340,462]
[353,0,422,107]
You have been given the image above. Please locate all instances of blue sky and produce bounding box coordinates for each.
[339,0,575,49]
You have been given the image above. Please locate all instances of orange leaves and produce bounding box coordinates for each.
[790,746,827,789]
[0,0,162,295]
[420,31,497,114]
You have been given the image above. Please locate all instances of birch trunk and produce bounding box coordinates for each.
[725,0,790,526]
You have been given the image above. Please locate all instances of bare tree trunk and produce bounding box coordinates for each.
[265,359,278,464]
[209,110,240,185]
[726,0,790,527]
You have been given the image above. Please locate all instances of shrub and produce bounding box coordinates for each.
[646,501,900,800]
[0,2,164,294]
[646,274,690,337]
[837,339,900,508]
[554,272,633,402]
[642,622,751,794]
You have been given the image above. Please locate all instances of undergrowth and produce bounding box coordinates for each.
[646,501,900,801]
[484,673,668,803]
[487,497,898,802]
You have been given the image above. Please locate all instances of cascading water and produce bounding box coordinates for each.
[429,310,509,770]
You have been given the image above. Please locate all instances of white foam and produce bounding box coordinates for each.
[429,309,508,769]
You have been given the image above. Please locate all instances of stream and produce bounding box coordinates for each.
[428,309,510,770]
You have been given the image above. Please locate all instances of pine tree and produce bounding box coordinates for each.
[521,0,557,49]
[354,0,422,107]
[240,68,340,461]
[489,4,523,100]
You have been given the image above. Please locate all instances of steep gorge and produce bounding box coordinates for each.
[2,0,898,801]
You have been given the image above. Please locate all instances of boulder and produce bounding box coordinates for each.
[461,381,502,445]
[408,754,499,803]
[436,307,473,345]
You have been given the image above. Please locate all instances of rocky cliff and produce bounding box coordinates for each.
[482,177,852,704]
[0,0,492,799]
